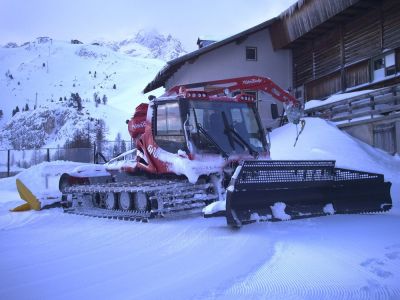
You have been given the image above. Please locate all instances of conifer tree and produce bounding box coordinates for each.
[102,94,108,105]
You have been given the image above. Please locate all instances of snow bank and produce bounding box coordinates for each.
[0,161,100,207]
[202,199,226,216]
[271,117,400,210]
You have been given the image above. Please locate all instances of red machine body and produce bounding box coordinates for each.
[128,103,148,140]
[123,76,302,181]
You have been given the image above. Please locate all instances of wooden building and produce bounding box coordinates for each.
[270,0,400,101]
[269,0,400,154]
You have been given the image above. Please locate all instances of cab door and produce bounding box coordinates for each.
[154,101,186,153]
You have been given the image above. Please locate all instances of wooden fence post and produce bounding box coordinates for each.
[7,149,10,177]
[93,143,97,164]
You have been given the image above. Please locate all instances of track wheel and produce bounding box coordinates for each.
[92,193,102,207]
[105,192,118,209]
[134,192,148,211]
[119,192,133,210]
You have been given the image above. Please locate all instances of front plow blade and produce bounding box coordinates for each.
[226,161,392,227]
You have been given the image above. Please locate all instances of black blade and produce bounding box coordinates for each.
[226,160,392,227]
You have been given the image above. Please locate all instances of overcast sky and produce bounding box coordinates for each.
[1,0,297,51]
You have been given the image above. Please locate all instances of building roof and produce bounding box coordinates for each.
[143,18,277,94]
[270,0,371,49]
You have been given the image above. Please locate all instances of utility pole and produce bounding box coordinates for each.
[47,38,52,73]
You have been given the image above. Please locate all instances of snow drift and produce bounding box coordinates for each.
[271,117,400,212]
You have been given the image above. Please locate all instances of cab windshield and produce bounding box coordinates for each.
[186,100,266,155]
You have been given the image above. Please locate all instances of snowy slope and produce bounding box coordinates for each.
[0,118,399,300]
[0,36,170,147]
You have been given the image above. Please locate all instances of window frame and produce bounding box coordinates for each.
[155,102,183,136]
[246,46,257,61]
[154,101,186,153]
[371,51,398,81]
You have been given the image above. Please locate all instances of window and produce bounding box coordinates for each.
[244,90,257,99]
[232,90,257,98]
[373,58,384,71]
[270,103,279,119]
[386,66,396,76]
[246,47,257,61]
[231,108,243,123]
[372,52,397,81]
[155,102,185,153]
[187,100,265,154]
[156,102,182,135]
[385,53,396,76]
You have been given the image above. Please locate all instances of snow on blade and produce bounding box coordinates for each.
[323,203,335,215]
[250,212,272,222]
[270,202,291,221]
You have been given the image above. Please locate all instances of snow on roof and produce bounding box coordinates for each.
[304,89,375,110]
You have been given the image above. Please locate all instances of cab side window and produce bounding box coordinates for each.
[155,102,185,153]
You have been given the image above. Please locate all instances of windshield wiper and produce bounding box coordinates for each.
[192,109,228,158]
[221,112,259,158]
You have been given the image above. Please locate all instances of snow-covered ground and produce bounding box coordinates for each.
[0,118,399,300]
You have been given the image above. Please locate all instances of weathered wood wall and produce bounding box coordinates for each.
[383,0,400,50]
[343,9,381,65]
[277,0,400,100]
[306,72,342,100]
[345,61,369,88]
[293,43,313,87]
